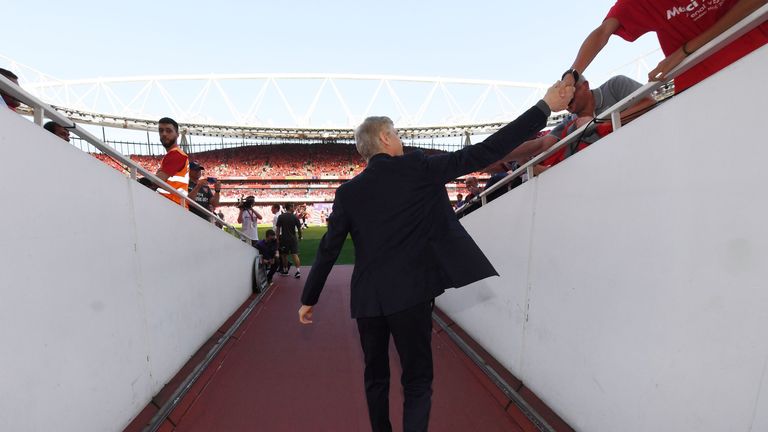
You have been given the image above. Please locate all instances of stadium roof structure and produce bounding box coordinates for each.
[43,105,571,140]
[1,54,656,139]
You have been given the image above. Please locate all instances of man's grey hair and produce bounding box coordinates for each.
[354,116,393,161]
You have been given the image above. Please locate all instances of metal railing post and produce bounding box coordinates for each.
[611,111,622,131]
[33,107,44,126]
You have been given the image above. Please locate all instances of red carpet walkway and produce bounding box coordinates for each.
[127,265,569,432]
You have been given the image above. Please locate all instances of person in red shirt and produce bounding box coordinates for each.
[563,0,768,92]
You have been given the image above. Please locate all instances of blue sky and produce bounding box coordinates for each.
[4,0,662,82]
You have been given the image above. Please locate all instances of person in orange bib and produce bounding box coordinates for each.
[155,117,189,208]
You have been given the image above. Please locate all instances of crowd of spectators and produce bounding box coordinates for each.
[95,145,486,181]
[180,144,365,178]
[130,155,161,173]
[89,145,364,178]
[226,181,344,189]
[220,189,337,200]
[92,153,131,173]
[88,144,474,217]
[91,143,474,209]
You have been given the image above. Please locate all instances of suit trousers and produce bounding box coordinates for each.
[356,300,434,432]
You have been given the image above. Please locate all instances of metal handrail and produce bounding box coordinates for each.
[457,3,768,215]
[0,75,254,244]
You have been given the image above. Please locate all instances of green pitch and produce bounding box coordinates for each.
[255,225,355,266]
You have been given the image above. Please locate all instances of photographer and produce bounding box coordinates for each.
[237,195,262,242]
[188,161,221,221]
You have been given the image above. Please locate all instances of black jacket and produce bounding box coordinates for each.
[302,101,551,318]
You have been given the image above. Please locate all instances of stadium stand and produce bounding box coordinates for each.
[92,143,478,214]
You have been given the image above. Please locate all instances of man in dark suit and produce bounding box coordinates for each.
[299,81,573,432]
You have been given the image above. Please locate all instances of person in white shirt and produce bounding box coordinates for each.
[271,204,282,231]
[237,196,262,242]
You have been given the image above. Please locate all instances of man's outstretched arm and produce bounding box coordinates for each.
[565,18,621,85]
[502,134,560,164]
[424,81,574,184]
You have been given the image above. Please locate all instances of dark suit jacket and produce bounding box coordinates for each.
[302,101,551,318]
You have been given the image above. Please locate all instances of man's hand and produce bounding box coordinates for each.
[648,48,687,82]
[542,81,575,112]
[298,305,314,324]
[212,180,221,193]
[562,73,576,87]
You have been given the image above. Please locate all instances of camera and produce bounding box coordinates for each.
[237,195,255,210]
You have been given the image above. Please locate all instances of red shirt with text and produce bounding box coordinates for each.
[606,0,768,91]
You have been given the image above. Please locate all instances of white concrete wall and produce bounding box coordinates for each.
[439,45,768,432]
[0,110,257,432]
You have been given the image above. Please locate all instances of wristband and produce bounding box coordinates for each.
[561,68,580,83]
